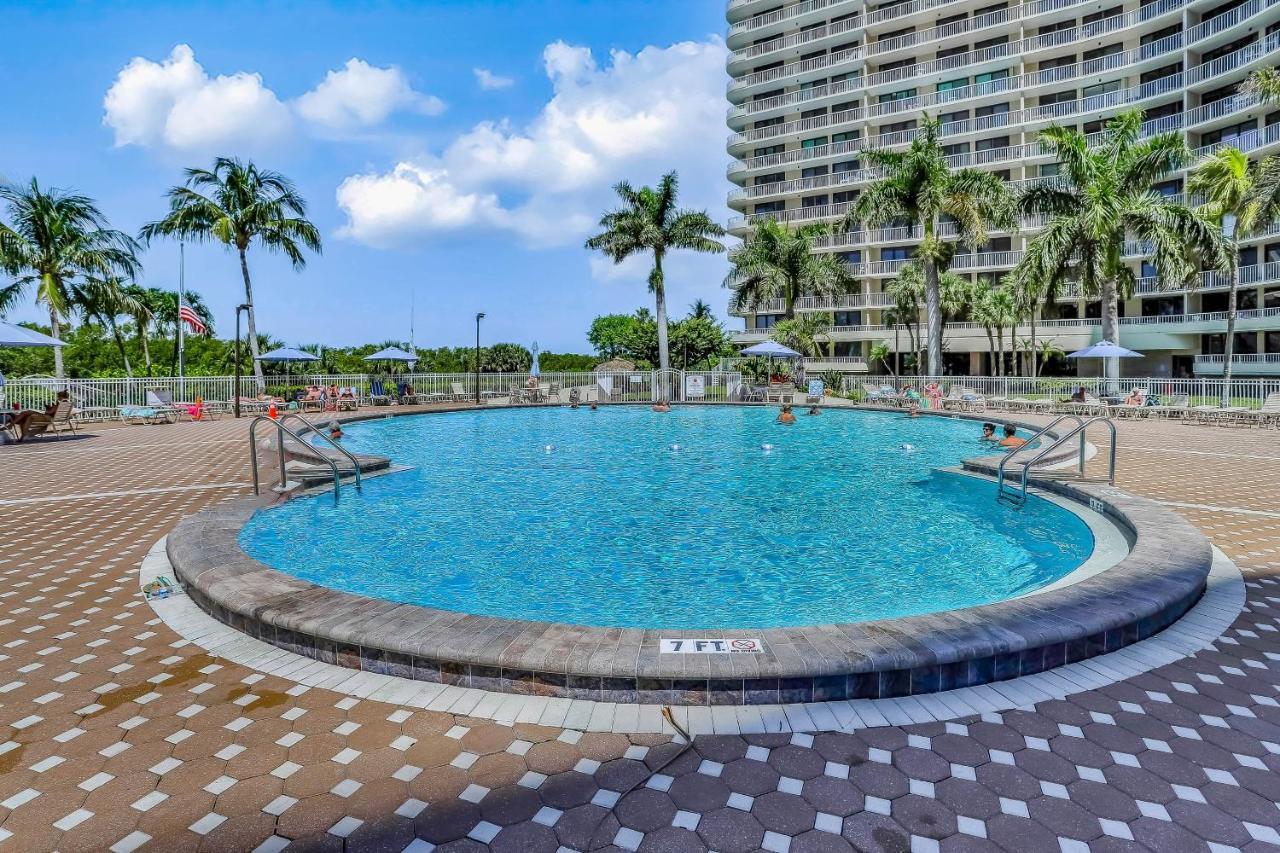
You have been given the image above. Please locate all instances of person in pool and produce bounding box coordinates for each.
[906,402,920,418]
[807,405,821,416]
[652,400,671,413]
[980,422,998,442]
[999,423,1026,448]
[776,404,797,425]
[589,401,598,411]
[328,421,344,441]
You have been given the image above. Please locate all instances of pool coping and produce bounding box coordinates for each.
[168,405,1211,705]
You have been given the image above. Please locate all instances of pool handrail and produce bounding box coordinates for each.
[276,413,363,493]
[248,415,342,505]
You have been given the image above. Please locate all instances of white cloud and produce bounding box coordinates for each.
[336,37,729,249]
[297,58,444,131]
[473,68,514,90]
[335,163,509,247]
[103,45,443,152]
[103,44,291,151]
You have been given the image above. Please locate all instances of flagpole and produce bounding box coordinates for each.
[177,241,186,399]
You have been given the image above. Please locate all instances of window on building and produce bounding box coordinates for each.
[878,89,917,103]
[753,173,785,186]
[937,78,968,92]
[832,131,859,144]
[801,165,830,179]
[881,246,913,261]
[939,110,969,125]
[1140,24,1181,46]
[755,314,783,329]
[1201,120,1257,146]
[943,142,971,156]
[1082,6,1122,25]
[833,190,857,204]
[975,102,1010,117]
[1082,43,1122,61]
[801,136,829,149]
[1085,301,1126,318]
[802,195,829,208]
[975,135,1010,151]
[833,159,861,174]
[974,35,1009,50]
[1140,63,1183,85]
[800,107,828,120]
[833,311,862,326]
[1141,296,1183,316]
[753,201,785,214]
[1039,90,1076,106]
[1038,19,1075,35]
[753,144,784,157]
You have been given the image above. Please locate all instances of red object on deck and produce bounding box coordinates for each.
[268,402,278,419]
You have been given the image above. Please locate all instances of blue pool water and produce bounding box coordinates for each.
[241,407,1094,629]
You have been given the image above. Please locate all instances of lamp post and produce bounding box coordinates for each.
[233,304,251,418]
[475,312,485,406]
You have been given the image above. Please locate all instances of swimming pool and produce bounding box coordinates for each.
[240,406,1094,629]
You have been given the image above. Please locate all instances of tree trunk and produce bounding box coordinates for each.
[652,251,670,400]
[239,247,264,388]
[1101,278,1121,391]
[1221,228,1239,408]
[139,324,152,377]
[986,330,996,376]
[1030,312,1038,377]
[50,307,64,379]
[109,317,132,377]
[893,324,901,376]
[923,255,942,377]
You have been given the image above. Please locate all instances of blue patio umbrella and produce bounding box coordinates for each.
[530,341,540,378]
[256,347,320,384]
[364,346,417,375]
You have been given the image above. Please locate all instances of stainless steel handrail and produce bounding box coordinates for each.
[997,415,1117,505]
[277,413,363,492]
[996,414,1083,494]
[248,416,342,504]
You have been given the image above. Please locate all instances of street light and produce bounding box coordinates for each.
[475,312,485,406]
[233,303,251,418]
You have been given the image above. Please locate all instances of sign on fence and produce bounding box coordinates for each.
[685,374,705,399]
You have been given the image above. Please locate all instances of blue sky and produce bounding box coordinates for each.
[1,0,734,353]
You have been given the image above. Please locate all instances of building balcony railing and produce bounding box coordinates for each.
[728,0,856,37]
[729,77,862,122]
[867,6,1014,59]
[1187,31,1280,86]
[728,106,864,147]
[728,45,863,93]
[731,13,864,64]
[1195,352,1280,364]
[861,42,1015,90]
[1185,93,1262,128]
[1187,0,1280,46]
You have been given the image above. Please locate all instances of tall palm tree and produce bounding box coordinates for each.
[884,270,923,374]
[726,220,854,318]
[140,158,321,386]
[688,299,713,320]
[80,277,149,377]
[0,178,141,377]
[1018,110,1228,385]
[1007,263,1058,378]
[1187,146,1267,405]
[585,171,725,381]
[843,114,1016,376]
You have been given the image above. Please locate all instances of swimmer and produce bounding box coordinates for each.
[906,402,920,418]
[999,424,1027,448]
[776,404,797,425]
[589,401,598,411]
[328,421,344,441]
[652,400,671,413]
[980,422,998,442]
[807,405,821,416]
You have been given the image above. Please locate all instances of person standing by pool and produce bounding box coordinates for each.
[999,424,1026,448]
[776,404,796,425]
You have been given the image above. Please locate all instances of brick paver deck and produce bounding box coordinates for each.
[1,409,1279,852]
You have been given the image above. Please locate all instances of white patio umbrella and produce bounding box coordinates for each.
[1067,339,1143,392]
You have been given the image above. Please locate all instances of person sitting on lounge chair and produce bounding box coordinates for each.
[1070,386,1087,403]
[10,391,68,440]
[1124,388,1144,407]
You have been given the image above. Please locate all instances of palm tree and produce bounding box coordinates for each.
[771,313,830,358]
[80,277,149,377]
[884,270,923,374]
[688,299,713,320]
[1018,110,1228,386]
[585,171,725,382]
[1187,146,1267,405]
[1242,67,1280,103]
[970,288,1001,376]
[726,220,854,318]
[843,114,1016,376]
[140,158,322,386]
[1007,262,1060,378]
[0,178,141,377]
[869,341,894,376]
[988,288,1017,377]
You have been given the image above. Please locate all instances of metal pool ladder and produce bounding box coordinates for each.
[996,415,1117,507]
[248,414,363,504]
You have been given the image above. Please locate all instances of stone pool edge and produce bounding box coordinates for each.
[169,410,1210,706]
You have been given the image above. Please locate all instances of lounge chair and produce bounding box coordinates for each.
[1144,393,1188,419]
[1106,388,1148,418]
[1237,392,1280,427]
[367,379,392,406]
[449,381,472,402]
[15,400,76,439]
[805,381,824,405]
[119,405,173,425]
[145,388,196,421]
[1060,392,1105,416]
[335,387,359,411]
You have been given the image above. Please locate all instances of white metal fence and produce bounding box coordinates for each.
[848,375,1280,407]
[5,370,1278,418]
[0,370,749,419]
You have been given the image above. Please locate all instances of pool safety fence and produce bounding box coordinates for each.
[3,371,1278,420]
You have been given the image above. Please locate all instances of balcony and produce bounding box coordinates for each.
[730,13,864,66]
[866,6,1015,60]
[1187,0,1280,47]
[728,106,863,148]
[1187,31,1280,87]
[1194,353,1280,375]
[728,77,862,123]
[728,45,862,95]
[728,0,858,38]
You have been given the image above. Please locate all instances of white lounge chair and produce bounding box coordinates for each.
[1236,392,1280,427]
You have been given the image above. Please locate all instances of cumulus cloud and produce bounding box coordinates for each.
[473,68,514,90]
[297,58,444,131]
[103,44,291,151]
[103,45,443,152]
[336,37,729,248]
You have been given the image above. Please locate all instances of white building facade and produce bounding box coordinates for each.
[725,0,1280,377]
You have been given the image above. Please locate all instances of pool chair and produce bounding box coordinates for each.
[119,405,173,425]
[146,388,194,421]
[397,383,420,405]
[367,380,392,406]
[298,385,325,412]
[449,381,471,402]
[1143,393,1188,419]
[335,388,359,411]
[1237,392,1280,427]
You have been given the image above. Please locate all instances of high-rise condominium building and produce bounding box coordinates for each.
[725,0,1280,378]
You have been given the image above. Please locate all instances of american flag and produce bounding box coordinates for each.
[178,304,207,336]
